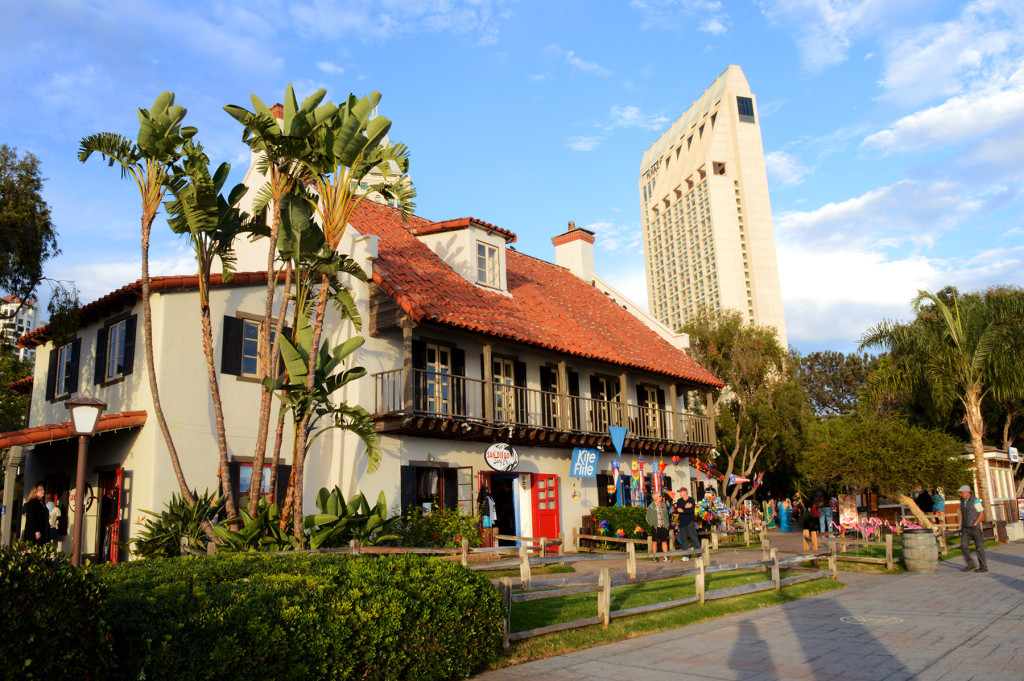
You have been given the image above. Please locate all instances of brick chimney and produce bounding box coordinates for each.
[551,220,595,282]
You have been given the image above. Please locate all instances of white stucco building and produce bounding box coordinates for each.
[3,160,722,561]
[1,295,39,361]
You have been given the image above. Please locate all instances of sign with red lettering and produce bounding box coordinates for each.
[484,443,519,472]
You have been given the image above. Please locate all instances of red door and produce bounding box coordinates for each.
[531,474,560,547]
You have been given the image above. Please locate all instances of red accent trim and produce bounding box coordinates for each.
[411,217,517,243]
[6,375,33,394]
[551,229,596,247]
[0,410,147,449]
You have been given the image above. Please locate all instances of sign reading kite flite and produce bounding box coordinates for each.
[484,443,519,472]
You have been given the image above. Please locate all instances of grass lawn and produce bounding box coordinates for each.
[495,572,842,668]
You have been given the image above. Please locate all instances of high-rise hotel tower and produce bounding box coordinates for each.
[639,65,787,347]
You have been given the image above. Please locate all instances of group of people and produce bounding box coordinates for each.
[761,491,838,535]
[646,486,705,561]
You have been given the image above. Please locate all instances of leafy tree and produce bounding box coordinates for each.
[683,309,810,506]
[861,287,1024,519]
[0,145,59,304]
[79,93,198,504]
[797,350,879,415]
[800,414,970,527]
[0,343,31,432]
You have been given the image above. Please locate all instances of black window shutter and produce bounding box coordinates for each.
[122,315,137,376]
[221,316,243,376]
[513,360,527,422]
[67,338,81,395]
[540,367,554,427]
[400,466,416,514]
[568,370,581,430]
[94,326,108,385]
[45,347,57,401]
[590,375,602,400]
[411,340,426,369]
[636,384,646,407]
[411,340,426,411]
[227,461,240,511]
[657,388,666,409]
[275,465,291,507]
[452,348,466,416]
[539,366,553,393]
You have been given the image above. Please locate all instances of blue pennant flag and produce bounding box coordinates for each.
[608,426,627,455]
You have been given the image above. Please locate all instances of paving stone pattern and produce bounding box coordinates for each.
[474,539,1024,681]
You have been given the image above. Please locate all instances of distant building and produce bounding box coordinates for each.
[1,295,38,361]
[639,65,787,348]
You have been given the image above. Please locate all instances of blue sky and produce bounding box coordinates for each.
[2,0,1022,354]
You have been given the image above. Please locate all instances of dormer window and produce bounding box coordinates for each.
[477,242,499,288]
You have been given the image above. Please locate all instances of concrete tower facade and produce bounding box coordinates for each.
[639,65,787,348]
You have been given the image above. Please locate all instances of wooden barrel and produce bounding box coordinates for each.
[902,528,938,572]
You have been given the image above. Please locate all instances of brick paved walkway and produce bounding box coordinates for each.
[474,539,1024,681]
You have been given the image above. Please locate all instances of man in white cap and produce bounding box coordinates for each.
[958,485,987,573]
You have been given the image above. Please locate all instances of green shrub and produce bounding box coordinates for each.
[95,552,503,681]
[1,545,113,680]
[591,506,650,546]
[391,504,482,548]
[130,490,224,558]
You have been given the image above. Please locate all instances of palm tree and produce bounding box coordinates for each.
[224,86,338,516]
[79,93,197,503]
[861,288,1024,519]
[163,139,248,522]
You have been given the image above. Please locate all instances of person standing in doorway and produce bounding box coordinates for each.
[958,485,987,573]
[647,493,671,561]
[674,487,699,559]
[478,484,497,547]
[22,484,49,546]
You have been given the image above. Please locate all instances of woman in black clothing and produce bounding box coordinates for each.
[22,483,49,546]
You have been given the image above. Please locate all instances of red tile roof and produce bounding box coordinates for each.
[354,200,722,388]
[412,217,517,243]
[0,410,147,449]
[6,375,33,395]
[19,272,270,348]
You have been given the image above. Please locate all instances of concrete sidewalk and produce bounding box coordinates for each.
[475,541,1024,681]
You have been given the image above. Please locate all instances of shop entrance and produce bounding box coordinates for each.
[478,471,519,547]
[95,468,123,564]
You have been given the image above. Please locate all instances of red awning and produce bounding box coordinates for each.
[0,411,147,449]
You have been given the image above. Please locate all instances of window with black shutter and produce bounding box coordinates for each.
[46,338,80,401]
[222,315,290,380]
[95,315,137,385]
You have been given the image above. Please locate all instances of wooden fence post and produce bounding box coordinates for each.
[885,534,894,571]
[573,527,580,553]
[599,567,611,627]
[499,577,512,649]
[669,528,675,550]
[771,548,780,590]
[829,543,838,580]
[761,536,770,564]
[938,528,947,555]
[702,537,711,566]
[519,545,532,590]
[350,539,359,556]
[627,541,637,579]
[461,537,469,567]
[744,520,750,547]
[647,537,654,555]
[695,557,706,605]
[540,537,548,556]
[712,531,719,551]
[558,531,565,557]
[206,541,215,556]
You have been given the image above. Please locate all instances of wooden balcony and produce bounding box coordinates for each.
[371,368,714,455]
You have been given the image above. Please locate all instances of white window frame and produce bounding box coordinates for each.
[55,343,73,397]
[104,319,128,381]
[476,242,499,288]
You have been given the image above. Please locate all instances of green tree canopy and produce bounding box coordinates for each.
[797,350,879,416]
[0,145,59,304]
[0,344,31,432]
[801,414,970,526]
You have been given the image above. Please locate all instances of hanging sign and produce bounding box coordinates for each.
[1010,446,1019,463]
[484,443,519,472]
[570,447,599,478]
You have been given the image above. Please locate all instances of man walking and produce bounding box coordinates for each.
[674,487,699,560]
[647,493,671,561]
[958,485,987,573]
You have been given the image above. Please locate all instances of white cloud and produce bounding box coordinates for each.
[864,68,1024,152]
[775,180,981,250]
[631,0,730,36]
[608,105,669,130]
[48,249,198,307]
[545,45,611,76]
[585,221,643,254]
[317,61,345,75]
[529,72,551,81]
[700,17,727,35]
[764,151,811,187]
[566,136,604,152]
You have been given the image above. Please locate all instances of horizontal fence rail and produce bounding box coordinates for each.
[373,367,714,446]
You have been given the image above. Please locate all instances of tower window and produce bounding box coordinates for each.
[737,96,755,123]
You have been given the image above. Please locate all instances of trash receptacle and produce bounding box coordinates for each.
[902,528,938,573]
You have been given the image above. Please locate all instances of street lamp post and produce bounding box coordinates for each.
[65,396,106,567]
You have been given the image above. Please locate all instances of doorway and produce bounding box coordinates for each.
[479,471,519,547]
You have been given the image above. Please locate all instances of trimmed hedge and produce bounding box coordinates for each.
[95,552,504,681]
[1,546,113,681]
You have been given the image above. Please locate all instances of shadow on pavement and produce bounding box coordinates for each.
[729,620,779,680]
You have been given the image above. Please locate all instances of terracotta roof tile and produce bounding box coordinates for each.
[412,217,517,243]
[6,375,33,395]
[355,201,722,388]
[0,410,147,449]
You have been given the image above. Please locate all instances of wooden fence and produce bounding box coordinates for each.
[496,547,834,646]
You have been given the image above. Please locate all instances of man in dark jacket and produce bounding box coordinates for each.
[673,487,699,559]
[958,485,987,573]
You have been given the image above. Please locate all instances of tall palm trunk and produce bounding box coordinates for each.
[198,279,237,523]
[964,388,994,520]
[140,171,193,505]
[290,275,331,543]
[249,259,292,516]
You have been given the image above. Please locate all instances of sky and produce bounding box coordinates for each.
[2,0,1022,354]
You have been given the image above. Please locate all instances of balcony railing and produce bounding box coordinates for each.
[372,367,714,447]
